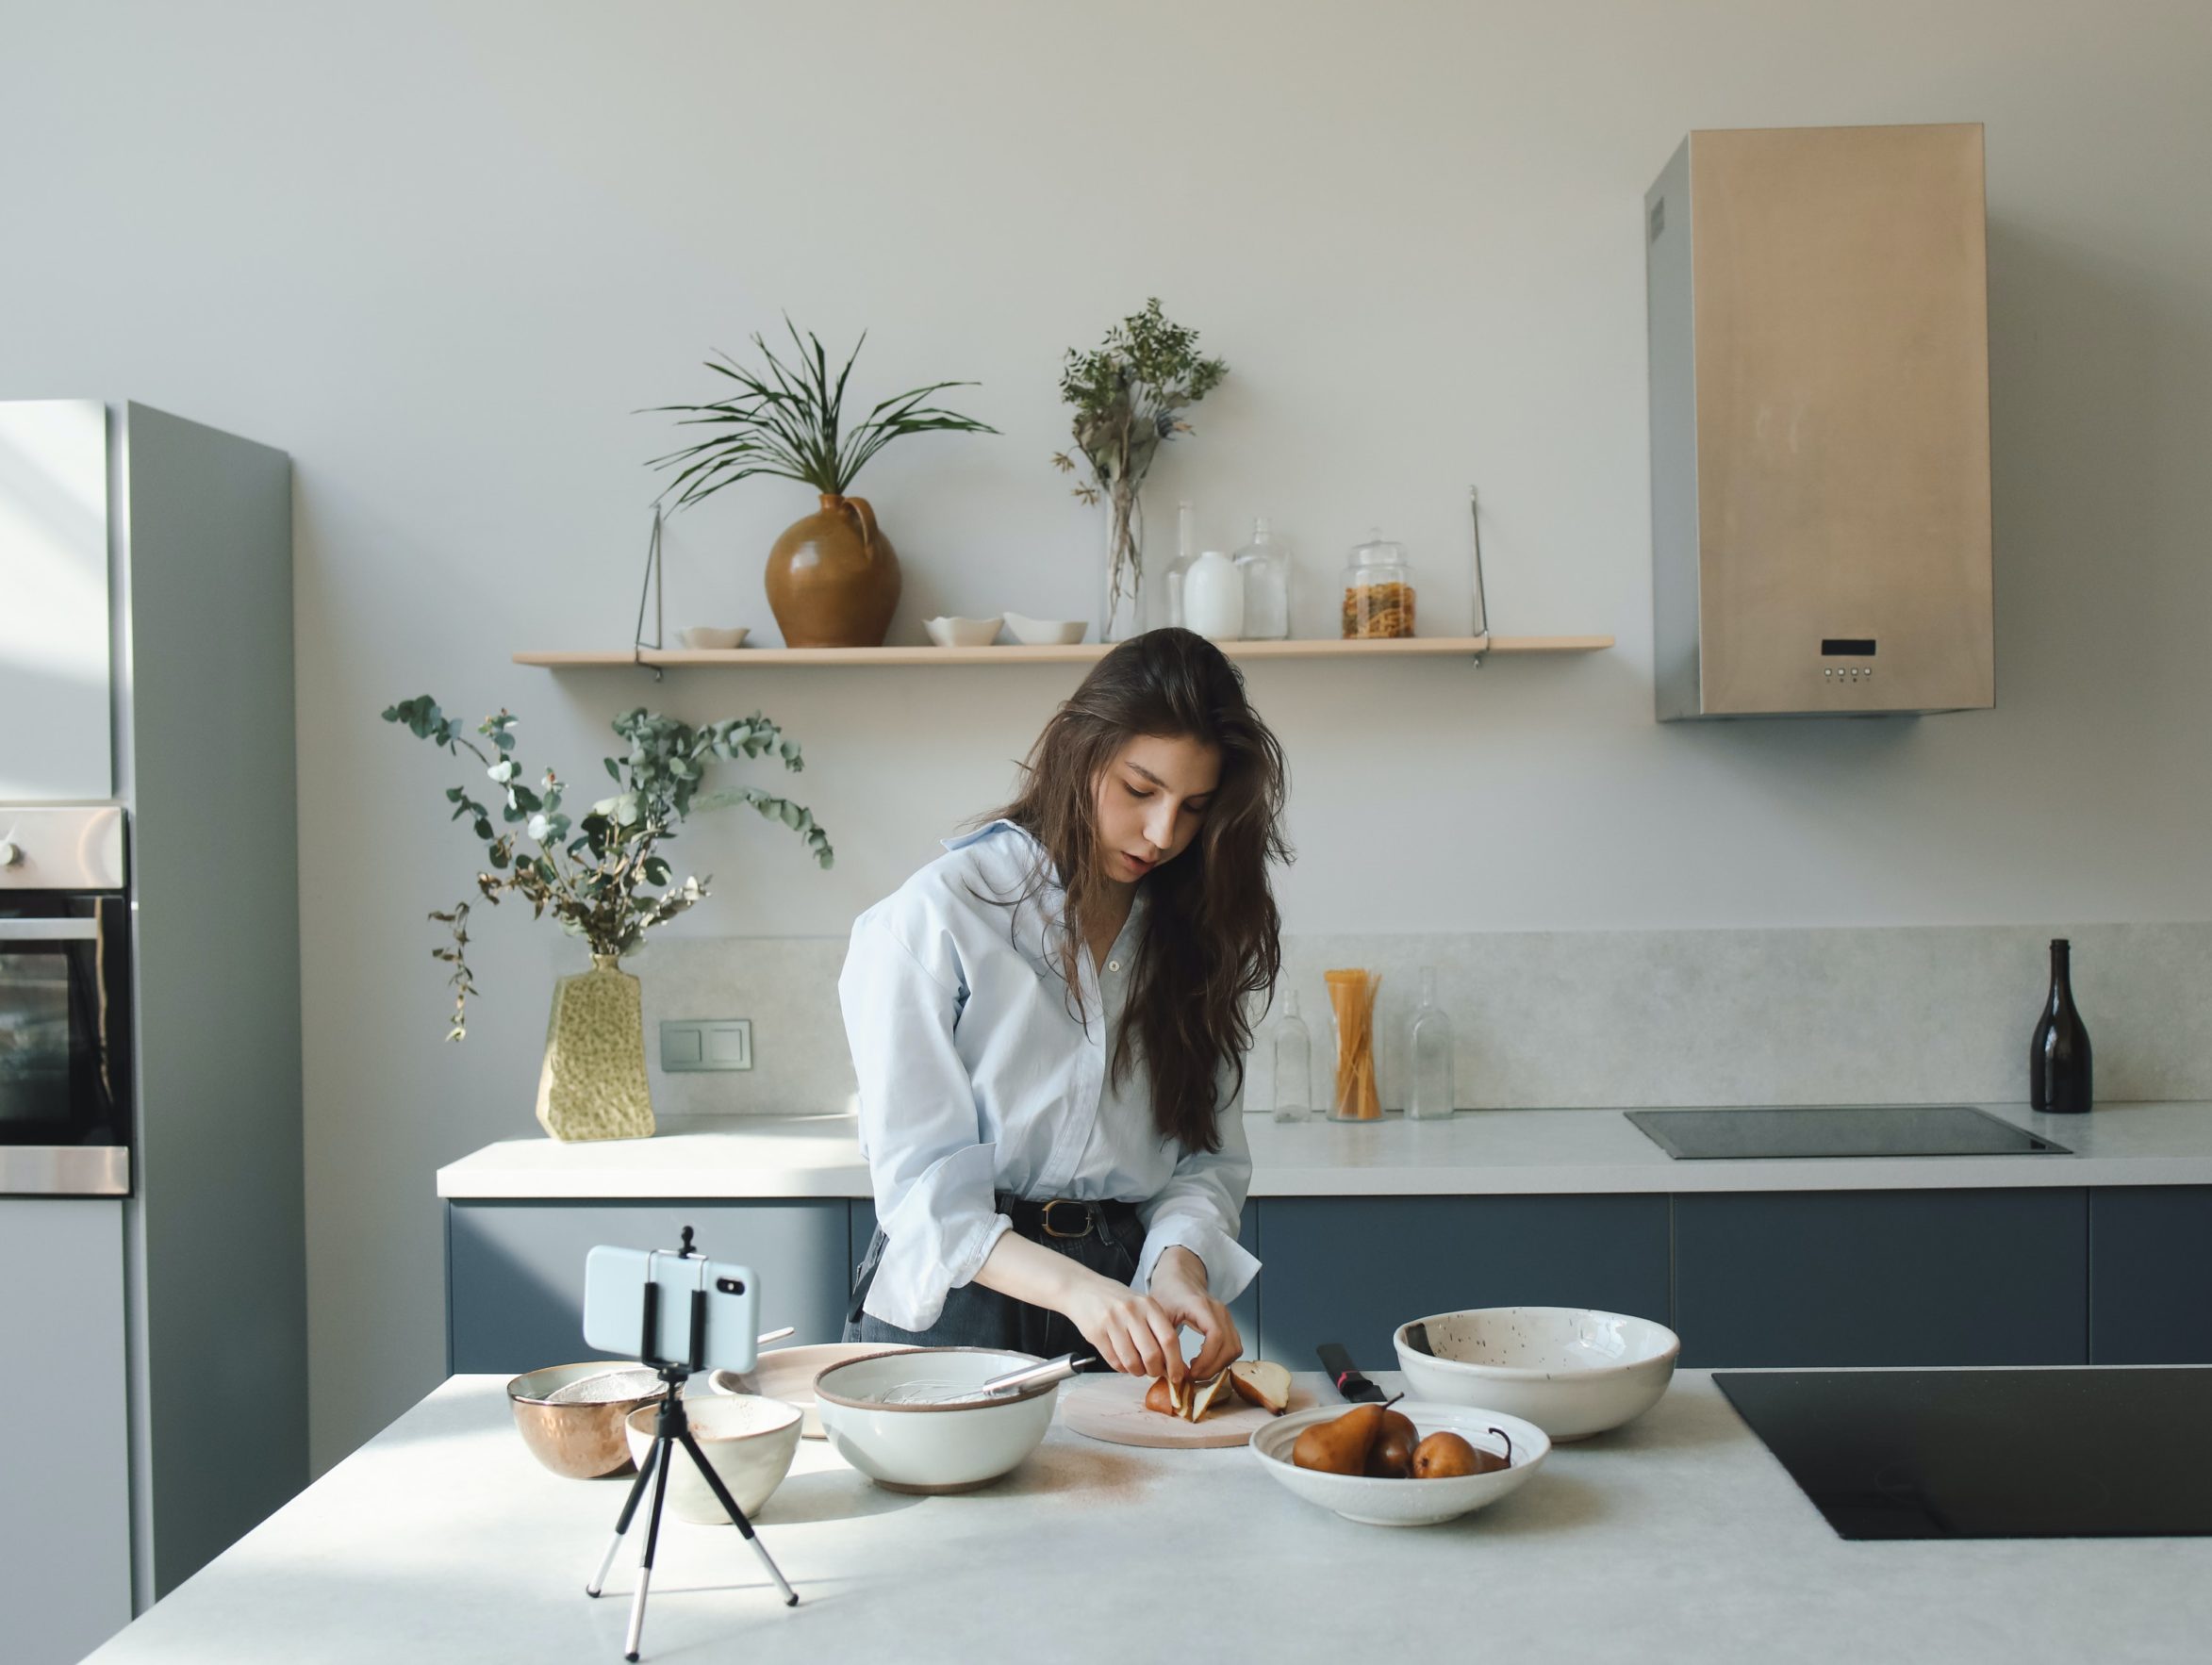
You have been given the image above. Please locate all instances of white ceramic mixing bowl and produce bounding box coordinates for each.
[813,1347,1058,1493]
[1393,1307,1679,1440]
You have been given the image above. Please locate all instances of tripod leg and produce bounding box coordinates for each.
[586,1442,661,1598]
[675,1426,800,1607]
[623,1436,674,1662]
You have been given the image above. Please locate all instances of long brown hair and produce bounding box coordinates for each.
[987,628,1290,1154]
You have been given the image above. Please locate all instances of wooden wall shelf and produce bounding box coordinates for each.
[514,635,1612,669]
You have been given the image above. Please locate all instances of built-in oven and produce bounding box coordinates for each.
[0,805,130,1195]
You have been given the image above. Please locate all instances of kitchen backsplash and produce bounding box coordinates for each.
[635,922,2212,1122]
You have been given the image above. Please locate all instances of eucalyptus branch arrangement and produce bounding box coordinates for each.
[382,699,834,1039]
[648,319,998,503]
[1051,299,1228,631]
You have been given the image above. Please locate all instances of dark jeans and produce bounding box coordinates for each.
[842,1202,1143,1365]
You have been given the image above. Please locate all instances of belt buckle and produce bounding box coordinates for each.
[1039,1199,1094,1240]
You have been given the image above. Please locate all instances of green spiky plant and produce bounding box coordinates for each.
[648,319,997,504]
[383,699,833,1039]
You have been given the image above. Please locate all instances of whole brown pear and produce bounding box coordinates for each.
[1291,1405,1386,1475]
[1411,1430,1510,1479]
[1365,1425,1418,1478]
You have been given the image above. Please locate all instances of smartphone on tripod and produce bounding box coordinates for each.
[582,1245,761,1372]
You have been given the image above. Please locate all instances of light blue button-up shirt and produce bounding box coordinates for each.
[837,818,1261,1332]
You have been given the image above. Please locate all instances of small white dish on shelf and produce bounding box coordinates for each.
[677,626,750,650]
[923,616,1004,648]
[1001,613,1087,646]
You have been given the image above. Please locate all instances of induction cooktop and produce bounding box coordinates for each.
[1717,1368,2212,1539]
[1626,1104,2071,1161]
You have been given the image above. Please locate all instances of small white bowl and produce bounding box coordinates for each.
[1002,613,1088,646]
[1250,1403,1548,1527]
[711,1342,916,1439]
[623,1393,801,1525]
[814,1347,1058,1494]
[678,626,749,650]
[923,615,1003,648]
[1394,1307,1680,1441]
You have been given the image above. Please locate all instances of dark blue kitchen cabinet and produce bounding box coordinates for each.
[445,1201,852,1374]
[1251,1195,1672,1369]
[2090,1188,2212,1363]
[1672,1189,2089,1367]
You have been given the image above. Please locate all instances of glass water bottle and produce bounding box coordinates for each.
[1270,990,1312,1123]
[1234,517,1291,639]
[1162,501,1197,630]
[1405,966,1456,1121]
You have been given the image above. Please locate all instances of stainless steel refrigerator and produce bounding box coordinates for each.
[0,400,305,1662]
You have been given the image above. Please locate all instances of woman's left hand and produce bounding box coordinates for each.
[1147,1247,1242,1380]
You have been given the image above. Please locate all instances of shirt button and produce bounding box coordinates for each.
[1107,960,1121,972]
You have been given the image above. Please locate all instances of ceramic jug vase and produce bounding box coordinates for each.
[766,494,900,648]
[535,955,655,1142]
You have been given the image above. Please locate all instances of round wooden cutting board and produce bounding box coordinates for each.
[1059,1373,1317,1449]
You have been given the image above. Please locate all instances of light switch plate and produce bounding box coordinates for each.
[660,1018,751,1072]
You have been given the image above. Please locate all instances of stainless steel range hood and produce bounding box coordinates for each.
[1645,124,1994,719]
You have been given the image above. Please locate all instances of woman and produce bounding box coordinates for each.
[838,628,1290,1389]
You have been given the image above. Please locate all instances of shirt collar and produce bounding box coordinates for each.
[941,817,1033,853]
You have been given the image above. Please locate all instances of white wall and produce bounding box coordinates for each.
[5,1,2208,1470]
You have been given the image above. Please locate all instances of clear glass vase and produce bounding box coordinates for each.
[1100,482,1148,643]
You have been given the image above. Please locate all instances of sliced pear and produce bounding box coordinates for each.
[1183,1369,1232,1421]
[1227,1359,1292,1415]
[1143,1377,1176,1416]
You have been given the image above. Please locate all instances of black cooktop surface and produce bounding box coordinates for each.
[1626,1104,2071,1160]
[1717,1368,2212,1540]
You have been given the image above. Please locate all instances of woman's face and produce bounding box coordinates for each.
[1094,733,1221,884]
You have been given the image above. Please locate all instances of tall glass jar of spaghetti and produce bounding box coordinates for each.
[1341,531,1414,638]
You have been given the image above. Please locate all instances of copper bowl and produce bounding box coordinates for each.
[507,1360,662,1479]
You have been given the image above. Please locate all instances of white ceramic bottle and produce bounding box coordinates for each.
[1182,549,1245,641]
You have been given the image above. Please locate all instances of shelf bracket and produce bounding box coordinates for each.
[631,506,666,682]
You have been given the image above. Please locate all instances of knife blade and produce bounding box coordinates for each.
[1316,1342,1383,1403]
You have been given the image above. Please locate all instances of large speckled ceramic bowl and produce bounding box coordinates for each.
[1250,1403,1548,1527]
[1394,1307,1679,1441]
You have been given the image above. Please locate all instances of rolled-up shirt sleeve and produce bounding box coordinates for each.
[839,913,1012,1331]
[1131,1084,1261,1302]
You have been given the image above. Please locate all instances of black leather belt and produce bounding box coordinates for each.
[997,1194,1139,1242]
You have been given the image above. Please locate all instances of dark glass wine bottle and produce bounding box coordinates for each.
[2029,938,2093,1113]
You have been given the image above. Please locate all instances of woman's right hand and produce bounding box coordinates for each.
[1067,1276,1189,1384]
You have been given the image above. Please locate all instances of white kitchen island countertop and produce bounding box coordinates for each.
[436,1099,2212,1199]
[87,1370,2208,1664]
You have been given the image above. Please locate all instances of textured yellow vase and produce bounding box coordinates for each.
[535,956,655,1142]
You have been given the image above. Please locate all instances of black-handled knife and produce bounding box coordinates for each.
[1316,1342,1383,1403]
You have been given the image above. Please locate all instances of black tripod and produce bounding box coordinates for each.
[584,1229,798,1660]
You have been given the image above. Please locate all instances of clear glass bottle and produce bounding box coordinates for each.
[1405,966,1456,1121]
[1234,517,1290,639]
[1161,501,1197,630]
[1341,528,1415,638]
[1270,990,1312,1123]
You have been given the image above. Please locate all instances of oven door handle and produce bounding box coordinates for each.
[0,918,100,941]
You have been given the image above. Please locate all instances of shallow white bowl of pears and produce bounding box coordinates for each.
[1250,1401,1549,1527]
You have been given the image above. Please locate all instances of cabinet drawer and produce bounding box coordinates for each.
[1253,1195,1671,1370]
[2090,1188,2212,1363]
[1673,1189,2088,1367]
[446,1200,850,1374]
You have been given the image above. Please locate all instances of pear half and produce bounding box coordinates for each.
[1227,1359,1292,1415]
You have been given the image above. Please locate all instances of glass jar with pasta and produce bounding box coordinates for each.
[1341,531,1415,639]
